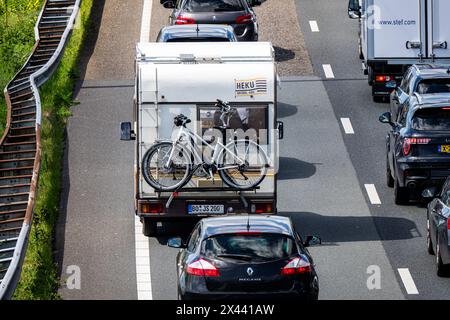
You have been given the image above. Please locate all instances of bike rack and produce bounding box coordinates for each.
[159,186,260,209]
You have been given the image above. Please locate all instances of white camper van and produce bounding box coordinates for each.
[121,42,282,236]
[348,0,450,101]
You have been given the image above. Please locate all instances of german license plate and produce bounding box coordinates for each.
[188,204,225,215]
[439,145,450,153]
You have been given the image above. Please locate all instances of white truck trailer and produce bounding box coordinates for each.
[121,42,282,236]
[348,0,450,101]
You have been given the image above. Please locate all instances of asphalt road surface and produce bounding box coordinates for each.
[56,0,450,300]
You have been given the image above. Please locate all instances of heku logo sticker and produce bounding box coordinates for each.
[235,78,268,97]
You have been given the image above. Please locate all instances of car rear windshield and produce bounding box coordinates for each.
[416,79,450,94]
[411,108,450,131]
[183,0,244,12]
[202,233,296,262]
[167,37,230,42]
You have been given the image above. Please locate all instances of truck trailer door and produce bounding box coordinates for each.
[428,0,450,60]
[372,0,423,59]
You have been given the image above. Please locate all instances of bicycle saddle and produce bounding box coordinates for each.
[174,114,191,127]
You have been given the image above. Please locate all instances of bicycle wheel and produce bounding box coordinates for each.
[218,139,268,190]
[142,142,191,191]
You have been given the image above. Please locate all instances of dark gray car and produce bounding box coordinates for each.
[161,0,260,41]
[423,178,450,277]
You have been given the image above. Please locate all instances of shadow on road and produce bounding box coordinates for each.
[278,157,318,180]
[73,0,106,97]
[278,102,298,118]
[274,46,295,62]
[282,211,420,244]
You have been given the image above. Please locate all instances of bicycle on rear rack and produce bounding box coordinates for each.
[141,99,269,192]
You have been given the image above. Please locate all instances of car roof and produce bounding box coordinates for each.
[158,24,235,41]
[412,64,450,78]
[201,215,294,238]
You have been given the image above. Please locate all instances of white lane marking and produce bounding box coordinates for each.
[364,184,381,205]
[135,216,152,300]
[398,268,419,295]
[309,20,320,32]
[322,64,335,79]
[140,0,153,43]
[340,118,355,134]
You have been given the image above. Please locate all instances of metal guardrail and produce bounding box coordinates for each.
[0,0,81,300]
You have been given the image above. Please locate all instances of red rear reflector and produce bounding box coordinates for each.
[187,259,220,277]
[141,203,164,214]
[175,15,196,25]
[447,219,450,230]
[253,203,273,214]
[236,13,252,24]
[281,257,311,275]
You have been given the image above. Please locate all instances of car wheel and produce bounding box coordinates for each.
[143,218,157,237]
[386,155,394,188]
[436,238,450,277]
[394,177,409,205]
[427,217,435,255]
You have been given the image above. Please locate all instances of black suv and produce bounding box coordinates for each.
[161,0,260,41]
[380,93,450,205]
[391,65,450,121]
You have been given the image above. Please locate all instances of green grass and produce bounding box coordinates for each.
[12,0,94,300]
[0,0,42,136]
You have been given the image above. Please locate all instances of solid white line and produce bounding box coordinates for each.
[340,118,355,134]
[398,268,419,294]
[140,0,153,43]
[364,184,381,205]
[135,216,152,300]
[309,20,319,32]
[322,64,335,79]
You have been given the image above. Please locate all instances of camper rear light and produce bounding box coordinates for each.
[252,203,273,214]
[141,203,164,215]
[375,75,392,82]
[175,15,196,25]
[235,13,253,24]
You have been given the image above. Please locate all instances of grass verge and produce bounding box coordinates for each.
[13,0,94,300]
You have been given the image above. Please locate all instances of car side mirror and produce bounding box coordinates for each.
[167,237,185,248]
[348,0,361,19]
[161,0,175,9]
[422,187,438,199]
[304,235,322,247]
[120,122,136,141]
[379,112,393,125]
[277,121,284,140]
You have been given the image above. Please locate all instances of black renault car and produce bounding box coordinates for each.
[380,93,450,205]
[390,65,450,120]
[422,177,450,277]
[161,0,260,41]
[168,215,321,300]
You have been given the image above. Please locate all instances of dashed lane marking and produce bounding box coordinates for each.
[323,64,335,79]
[398,268,419,295]
[309,20,320,32]
[364,184,381,205]
[340,118,355,134]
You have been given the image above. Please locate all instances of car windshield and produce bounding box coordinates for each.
[183,0,244,12]
[411,108,450,131]
[202,233,295,262]
[167,37,231,42]
[416,79,450,94]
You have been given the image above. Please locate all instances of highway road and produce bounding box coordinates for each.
[55,0,450,300]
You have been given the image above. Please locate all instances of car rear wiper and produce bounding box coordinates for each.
[216,254,253,261]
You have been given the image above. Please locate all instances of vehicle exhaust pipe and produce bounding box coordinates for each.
[407,182,417,189]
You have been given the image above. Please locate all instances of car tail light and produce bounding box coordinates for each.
[447,218,450,230]
[375,75,393,82]
[236,14,253,24]
[281,256,311,275]
[402,138,431,156]
[141,203,164,214]
[187,259,220,277]
[252,203,273,214]
[175,15,196,25]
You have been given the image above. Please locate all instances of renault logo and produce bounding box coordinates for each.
[246,267,254,276]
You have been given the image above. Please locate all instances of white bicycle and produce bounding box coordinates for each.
[142,100,269,191]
